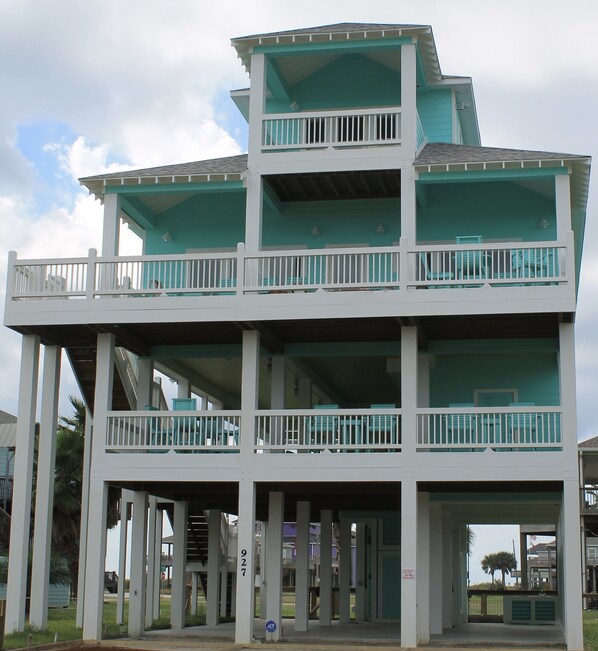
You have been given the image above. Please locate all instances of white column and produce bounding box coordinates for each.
[220,562,228,618]
[101,193,121,256]
[83,332,115,640]
[76,408,93,628]
[295,501,310,631]
[429,503,443,634]
[319,510,333,626]
[441,511,453,630]
[247,51,266,160]
[401,326,418,459]
[5,335,40,634]
[270,357,286,408]
[339,518,352,624]
[560,322,578,459]
[29,346,62,629]
[171,500,188,630]
[177,377,191,400]
[137,358,154,409]
[401,480,418,647]
[145,496,158,627]
[562,480,584,650]
[153,508,162,619]
[416,492,430,644]
[82,480,109,640]
[400,42,417,158]
[128,491,148,638]
[207,509,222,626]
[241,330,260,457]
[354,524,366,622]
[235,480,256,644]
[265,492,284,641]
[259,522,267,617]
[116,492,132,625]
[191,572,198,616]
[244,171,263,253]
[555,173,572,239]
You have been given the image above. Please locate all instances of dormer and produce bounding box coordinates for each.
[231,23,480,167]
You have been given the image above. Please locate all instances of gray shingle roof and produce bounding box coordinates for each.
[415,142,587,166]
[80,154,248,183]
[580,435,598,449]
[233,23,428,41]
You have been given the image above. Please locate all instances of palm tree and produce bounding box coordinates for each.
[481,552,499,585]
[494,550,517,586]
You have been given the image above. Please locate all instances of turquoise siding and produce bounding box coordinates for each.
[266,53,401,113]
[417,88,454,143]
[429,345,560,407]
[417,181,557,243]
[145,190,246,255]
[263,198,401,248]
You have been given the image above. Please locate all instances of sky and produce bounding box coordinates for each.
[1,0,597,578]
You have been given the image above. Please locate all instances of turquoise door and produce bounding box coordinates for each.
[379,552,401,620]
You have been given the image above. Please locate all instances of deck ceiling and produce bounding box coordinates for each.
[265,170,401,202]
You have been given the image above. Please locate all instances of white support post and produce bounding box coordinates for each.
[177,377,191,400]
[401,326,418,459]
[259,522,267,617]
[270,357,285,408]
[416,492,430,644]
[5,335,40,634]
[101,193,121,256]
[153,508,162,619]
[400,42,417,158]
[429,503,443,634]
[241,330,260,457]
[319,510,333,626]
[116,492,132,625]
[441,511,453,630]
[76,408,93,628]
[128,491,148,638]
[83,332,115,640]
[559,321,584,651]
[82,480,109,640]
[220,563,228,618]
[247,52,266,161]
[355,523,366,622]
[244,171,263,253]
[235,480,256,644]
[30,346,62,630]
[207,509,222,626]
[265,492,284,641]
[294,501,310,631]
[401,480,418,648]
[137,358,154,409]
[555,173,573,239]
[145,496,158,628]
[339,518,352,624]
[171,501,188,630]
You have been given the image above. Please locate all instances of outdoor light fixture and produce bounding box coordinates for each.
[289,100,300,111]
[162,232,172,242]
[375,223,386,235]
[538,218,549,230]
[310,226,320,237]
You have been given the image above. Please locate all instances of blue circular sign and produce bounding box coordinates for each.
[265,620,277,633]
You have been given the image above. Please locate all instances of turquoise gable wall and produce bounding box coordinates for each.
[266,53,401,113]
[145,191,246,254]
[417,181,556,242]
[262,198,401,248]
[429,347,559,406]
[417,88,453,143]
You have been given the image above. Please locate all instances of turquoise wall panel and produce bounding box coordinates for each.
[381,554,401,620]
[145,190,246,254]
[417,181,557,242]
[417,88,453,143]
[429,348,559,407]
[263,198,401,248]
[266,53,401,113]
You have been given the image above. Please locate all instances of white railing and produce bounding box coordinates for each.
[255,409,401,454]
[416,407,562,451]
[7,238,570,301]
[411,242,567,289]
[262,107,402,151]
[244,246,400,292]
[105,411,240,453]
[416,110,426,151]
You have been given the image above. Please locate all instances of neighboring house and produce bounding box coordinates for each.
[2,22,590,650]
[526,540,558,590]
[0,410,16,552]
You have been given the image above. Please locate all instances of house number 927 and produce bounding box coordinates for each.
[240,549,247,576]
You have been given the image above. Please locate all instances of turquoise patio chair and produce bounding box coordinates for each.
[172,397,197,446]
[454,235,485,281]
[507,402,537,444]
[419,253,454,287]
[368,404,398,449]
[445,403,476,447]
[309,405,339,449]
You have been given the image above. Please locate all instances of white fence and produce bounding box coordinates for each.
[416,407,562,451]
[7,238,570,301]
[255,409,401,454]
[105,411,240,453]
[262,108,402,151]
